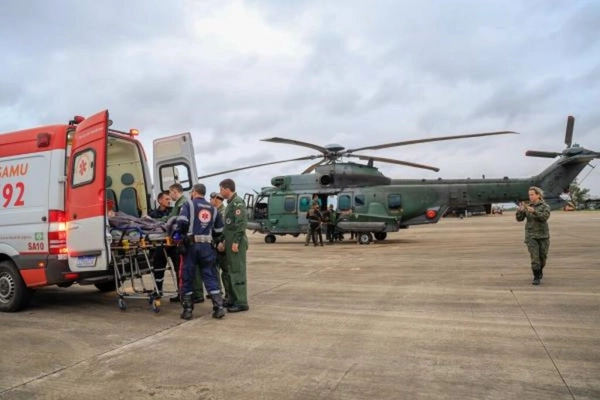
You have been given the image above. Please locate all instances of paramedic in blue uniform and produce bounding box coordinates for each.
[175,183,225,320]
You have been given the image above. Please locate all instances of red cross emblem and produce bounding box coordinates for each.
[78,159,87,176]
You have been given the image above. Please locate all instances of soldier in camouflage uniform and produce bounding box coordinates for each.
[516,186,551,285]
[217,178,249,312]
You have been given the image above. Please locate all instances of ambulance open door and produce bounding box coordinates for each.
[65,110,110,272]
[153,132,198,199]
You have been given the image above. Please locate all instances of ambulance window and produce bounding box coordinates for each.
[159,163,191,192]
[71,149,96,187]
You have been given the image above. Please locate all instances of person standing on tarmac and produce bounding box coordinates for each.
[210,192,227,299]
[148,191,178,297]
[174,183,225,320]
[168,183,205,304]
[217,178,249,313]
[516,186,551,286]
[305,201,324,247]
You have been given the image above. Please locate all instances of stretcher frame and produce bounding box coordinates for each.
[109,228,179,312]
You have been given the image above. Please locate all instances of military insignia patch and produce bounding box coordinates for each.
[235,209,241,216]
[226,218,231,224]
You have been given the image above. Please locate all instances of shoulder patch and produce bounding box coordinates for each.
[235,209,241,216]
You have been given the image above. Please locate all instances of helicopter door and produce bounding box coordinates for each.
[244,193,255,220]
[152,132,198,199]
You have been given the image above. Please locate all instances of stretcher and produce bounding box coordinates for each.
[109,227,179,312]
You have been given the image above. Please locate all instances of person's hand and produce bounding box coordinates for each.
[517,202,525,211]
[232,242,239,253]
[526,206,534,213]
[217,242,225,252]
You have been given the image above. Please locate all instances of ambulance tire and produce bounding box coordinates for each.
[94,281,116,292]
[0,260,32,312]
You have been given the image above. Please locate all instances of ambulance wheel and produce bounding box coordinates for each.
[374,232,387,241]
[94,281,115,292]
[118,298,127,311]
[0,261,32,312]
[358,233,373,245]
[264,234,276,244]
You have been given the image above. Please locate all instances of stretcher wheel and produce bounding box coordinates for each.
[152,299,161,313]
[118,298,127,311]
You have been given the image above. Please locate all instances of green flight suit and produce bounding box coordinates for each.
[171,195,204,299]
[223,193,248,307]
[516,200,551,273]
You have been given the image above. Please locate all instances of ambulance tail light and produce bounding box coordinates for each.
[49,210,68,255]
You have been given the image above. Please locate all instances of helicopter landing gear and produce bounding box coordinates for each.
[264,234,277,244]
[358,232,373,245]
[374,232,387,241]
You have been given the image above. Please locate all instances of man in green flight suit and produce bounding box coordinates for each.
[516,186,551,286]
[217,178,249,312]
[168,183,205,303]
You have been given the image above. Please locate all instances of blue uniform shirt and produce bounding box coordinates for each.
[177,197,224,240]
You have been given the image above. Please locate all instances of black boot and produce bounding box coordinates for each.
[532,270,541,286]
[181,294,194,320]
[210,292,226,319]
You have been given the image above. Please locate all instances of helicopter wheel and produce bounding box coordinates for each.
[358,232,373,245]
[374,232,387,241]
[264,234,276,244]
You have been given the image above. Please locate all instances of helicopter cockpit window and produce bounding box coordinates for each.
[355,195,366,208]
[284,196,296,213]
[338,194,352,211]
[159,163,192,192]
[299,196,311,212]
[388,194,402,210]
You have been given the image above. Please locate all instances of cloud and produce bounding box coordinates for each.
[1,0,599,197]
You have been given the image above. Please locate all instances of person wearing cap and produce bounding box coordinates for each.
[210,192,227,299]
[305,201,324,247]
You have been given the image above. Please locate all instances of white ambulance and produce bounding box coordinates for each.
[0,110,197,311]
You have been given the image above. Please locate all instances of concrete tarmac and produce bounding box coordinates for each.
[0,211,599,400]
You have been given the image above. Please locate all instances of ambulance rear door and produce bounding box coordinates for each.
[65,110,110,272]
[153,132,198,198]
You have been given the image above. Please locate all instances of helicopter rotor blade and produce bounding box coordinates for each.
[565,115,575,148]
[261,137,330,154]
[349,155,440,172]
[302,159,327,174]
[343,131,518,154]
[525,150,561,158]
[197,155,320,179]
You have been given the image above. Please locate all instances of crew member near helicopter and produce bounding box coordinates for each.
[305,201,324,246]
[217,178,250,312]
[210,192,227,300]
[516,186,551,286]
[174,183,225,320]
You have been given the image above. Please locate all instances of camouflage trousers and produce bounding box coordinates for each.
[525,238,550,271]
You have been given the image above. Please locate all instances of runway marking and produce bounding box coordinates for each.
[510,290,576,400]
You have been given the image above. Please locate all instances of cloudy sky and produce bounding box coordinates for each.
[2,0,599,196]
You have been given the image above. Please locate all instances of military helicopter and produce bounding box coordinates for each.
[198,116,597,244]
[198,130,519,244]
